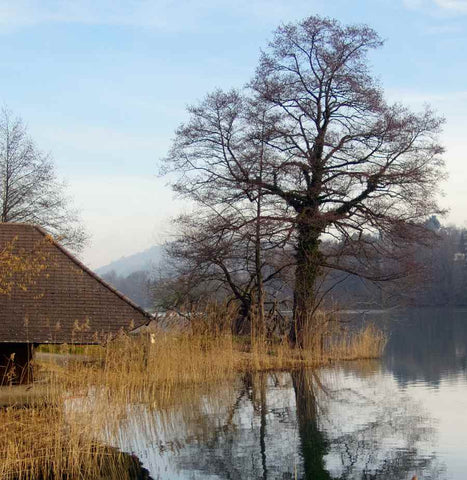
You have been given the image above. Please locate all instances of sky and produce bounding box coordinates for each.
[1,0,466,268]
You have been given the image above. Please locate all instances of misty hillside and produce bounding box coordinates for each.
[96,245,165,277]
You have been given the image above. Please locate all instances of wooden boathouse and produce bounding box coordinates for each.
[0,223,151,384]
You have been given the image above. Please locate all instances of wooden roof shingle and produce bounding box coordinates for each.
[0,223,151,344]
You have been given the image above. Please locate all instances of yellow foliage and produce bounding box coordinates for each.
[0,236,50,295]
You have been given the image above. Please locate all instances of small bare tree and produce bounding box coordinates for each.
[0,108,86,250]
[161,205,293,335]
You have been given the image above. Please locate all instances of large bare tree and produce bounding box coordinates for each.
[0,108,86,250]
[163,16,446,345]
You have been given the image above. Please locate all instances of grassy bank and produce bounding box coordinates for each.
[1,311,386,479]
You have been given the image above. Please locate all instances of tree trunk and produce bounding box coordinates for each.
[290,220,323,347]
[255,123,266,340]
[234,299,252,335]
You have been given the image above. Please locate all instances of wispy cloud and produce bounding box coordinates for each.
[422,23,464,33]
[402,0,425,8]
[434,0,467,12]
[0,0,319,32]
[0,1,183,29]
[402,0,467,13]
[386,88,467,105]
[386,88,467,110]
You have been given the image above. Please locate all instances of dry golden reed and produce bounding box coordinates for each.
[0,406,145,480]
[1,306,386,479]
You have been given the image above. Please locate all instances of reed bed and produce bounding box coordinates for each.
[0,399,154,480]
[1,306,386,479]
[327,323,388,361]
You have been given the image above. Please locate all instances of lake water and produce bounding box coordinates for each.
[101,308,467,479]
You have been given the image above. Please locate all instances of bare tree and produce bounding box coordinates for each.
[163,16,446,345]
[160,206,293,334]
[0,108,86,250]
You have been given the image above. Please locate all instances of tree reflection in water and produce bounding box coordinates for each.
[164,368,446,480]
[292,369,332,479]
[293,367,446,480]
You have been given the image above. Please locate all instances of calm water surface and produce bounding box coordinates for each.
[103,308,467,479]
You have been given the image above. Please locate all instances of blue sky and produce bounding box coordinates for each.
[1,0,466,267]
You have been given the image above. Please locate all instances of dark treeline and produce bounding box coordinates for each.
[101,270,154,310]
[103,218,466,314]
[325,218,467,308]
[155,218,467,316]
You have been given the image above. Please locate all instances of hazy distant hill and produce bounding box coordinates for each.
[96,245,165,277]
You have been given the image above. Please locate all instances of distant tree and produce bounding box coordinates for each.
[101,269,153,309]
[163,16,446,345]
[425,215,441,232]
[0,108,86,250]
[413,224,466,306]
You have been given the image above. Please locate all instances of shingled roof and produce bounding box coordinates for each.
[0,223,151,344]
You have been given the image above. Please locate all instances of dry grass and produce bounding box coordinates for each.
[0,407,146,480]
[0,306,387,479]
[328,323,387,361]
